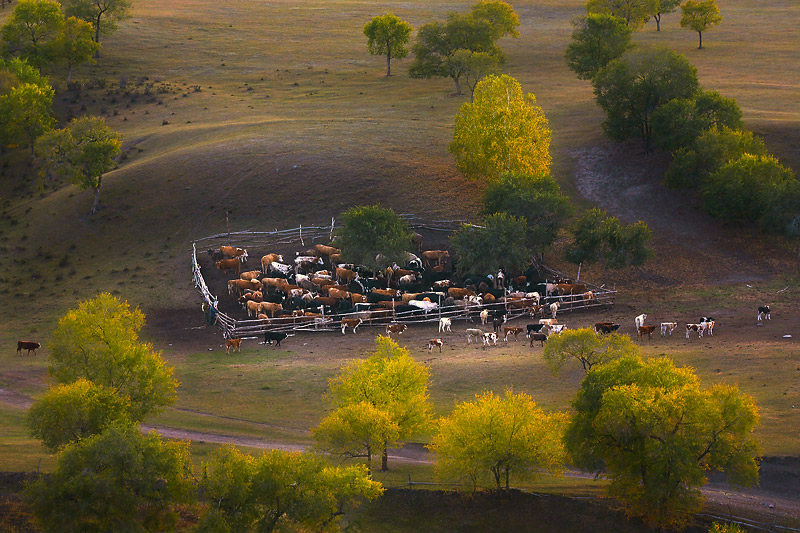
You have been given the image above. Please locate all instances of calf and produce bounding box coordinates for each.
[439,317,452,333]
[637,325,656,340]
[549,301,560,319]
[482,332,497,346]
[385,323,408,335]
[660,322,678,336]
[480,309,489,325]
[341,318,363,335]
[16,340,41,356]
[225,338,241,354]
[264,331,289,347]
[701,320,715,337]
[503,326,524,342]
[466,328,484,344]
[758,306,771,321]
[428,338,444,353]
[529,332,548,347]
[492,317,504,333]
[635,313,647,329]
[685,323,704,339]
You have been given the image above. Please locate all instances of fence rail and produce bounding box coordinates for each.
[191,219,616,339]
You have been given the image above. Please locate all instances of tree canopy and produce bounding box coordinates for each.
[0,77,54,151]
[336,205,413,270]
[48,293,178,421]
[585,0,651,29]
[429,389,564,490]
[363,13,412,77]
[450,74,551,181]
[198,446,383,532]
[35,116,121,215]
[651,89,742,152]
[450,213,530,275]
[448,48,501,99]
[52,16,98,82]
[565,355,761,528]
[565,13,632,81]
[0,0,64,69]
[592,47,699,152]
[680,0,722,49]
[566,208,653,275]
[327,335,432,471]
[649,0,681,32]
[62,0,132,45]
[481,173,572,259]
[542,328,639,374]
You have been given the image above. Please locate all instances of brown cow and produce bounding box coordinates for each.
[258,302,283,318]
[385,323,408,335]
[220,246,248,262]
[350,293,366,304]
[260,253,283,273]
[225,338,242,353]
[372,288,400,299]
[421,250,450,267]
[327,288,350,300]
[556,283,587,296]
[216,258,241,275]
[240,270,261,281]
[428,338,443,353]
[341,318,363,335]
[448,287,476,299]
[17,340,41,355]
[315,244,341,257]
[529,332,548,347]
[336,267,358,283]
[503,326,525,342]
[637,325,656,341]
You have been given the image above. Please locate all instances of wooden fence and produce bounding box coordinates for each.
[191,218,616,340]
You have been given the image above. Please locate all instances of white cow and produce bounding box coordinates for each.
[660,322,678,336]
[439,317,452,333]
[635,313,647,329]
[549,302,560,319]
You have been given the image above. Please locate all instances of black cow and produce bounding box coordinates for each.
[17,340,41,355]
[758,306,771,321]
[529,333,548,347]
[526,324,547,337]
[264,331,289,347]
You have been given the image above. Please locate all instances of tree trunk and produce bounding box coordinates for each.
[381,448,388,472]
[90,177,102,215]
[452,75,462,95]
[698,31,703,49]
[67,65,72,84]
[654,13,661,31]
[385,52,391,77]
[94,15,102,58]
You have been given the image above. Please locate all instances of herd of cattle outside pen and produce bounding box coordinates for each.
[191,217,772,350]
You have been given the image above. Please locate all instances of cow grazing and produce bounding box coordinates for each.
[529,332,548,347]
[660,322,678,336]
[439,317,452,333]
[16,340,40,356]
[385,323,408,335]
[637,325,656,340]
[526,324,547,337]
[503,326,524,342]
[428,338,443,353]
[220,246,248,262]
[686,323,704,338]
[635,313,647,329]
[341,318,363,335]
[482,332,497,346]
[225,338,242,354]
[549,301,560,319]
[758,306,771,321]
[216,258,241,275]
[480,309,489,325]
[264,331,289,347]
[466,328,484,344]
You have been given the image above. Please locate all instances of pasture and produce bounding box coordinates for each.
[0,0,799,527]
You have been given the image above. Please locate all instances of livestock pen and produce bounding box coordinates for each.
[191,218,616,340]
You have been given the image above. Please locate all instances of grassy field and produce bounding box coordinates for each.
[0,0,799,506]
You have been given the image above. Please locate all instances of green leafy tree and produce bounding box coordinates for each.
[586,0,651,29]
[482,173,572,260]
[566,208,653,276]
[363,13,412,77]
[198,446,383,532]
[313,402,400,474]
[0,79,54,152]
[592,47,699,152]
[52,16,98,82]
[429,390,564,490]
[542,328,639,374]
[0,0,64,69]
[565,355,761,529]
[328,335,432,472]
[663,126,766,189]
[450,213,529,275]
[26,425,195,531]
[651,90,742,152]
[649,0,681,31]
[565,13,632,80]
[450,74,551,181]
[48,293,178,421]
[701,153,800,233]
[35,116,121,215]
[61,0,131,45]
[680,0,722,49]
[470,0,520,40]
[448,48,501,99]
[336,205,413,270]
[27,378,131,452]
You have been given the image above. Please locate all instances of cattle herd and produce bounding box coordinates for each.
[195,242,777,353]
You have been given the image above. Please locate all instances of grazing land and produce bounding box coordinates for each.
[0,0,799,529]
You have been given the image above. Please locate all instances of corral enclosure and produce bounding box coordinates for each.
[191,216,616,340]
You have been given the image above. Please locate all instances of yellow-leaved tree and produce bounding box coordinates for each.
[449,74,551,182]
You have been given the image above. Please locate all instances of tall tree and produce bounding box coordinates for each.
[26,426,195,531]
[429,390,564,490]
[649,0,681,31]
[327,335,432,471]
[336,205,413,270]
[450,213,530,275]
[27,378,131,452]
[198,446,383,532]
[448,49,501,99]
[0,0,64,70]
[61,0,131,46]
[585,0,652,29]
[52,16,99,83]
[566,208,653,277]
[565,355,761,529]
[680,0,722,49]
[482,173,572,261]
[651,90,742,152]
[47,293,178,420]
[592,47,699,152]
[0,80,54,152]
[542,328,639,374]
[35,116,121,215]
[450,74,551,181]
[363,13,412,77]
[565,13,632,81]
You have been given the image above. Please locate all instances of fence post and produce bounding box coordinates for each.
[329,217,335,242]
[299,224,304,247]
